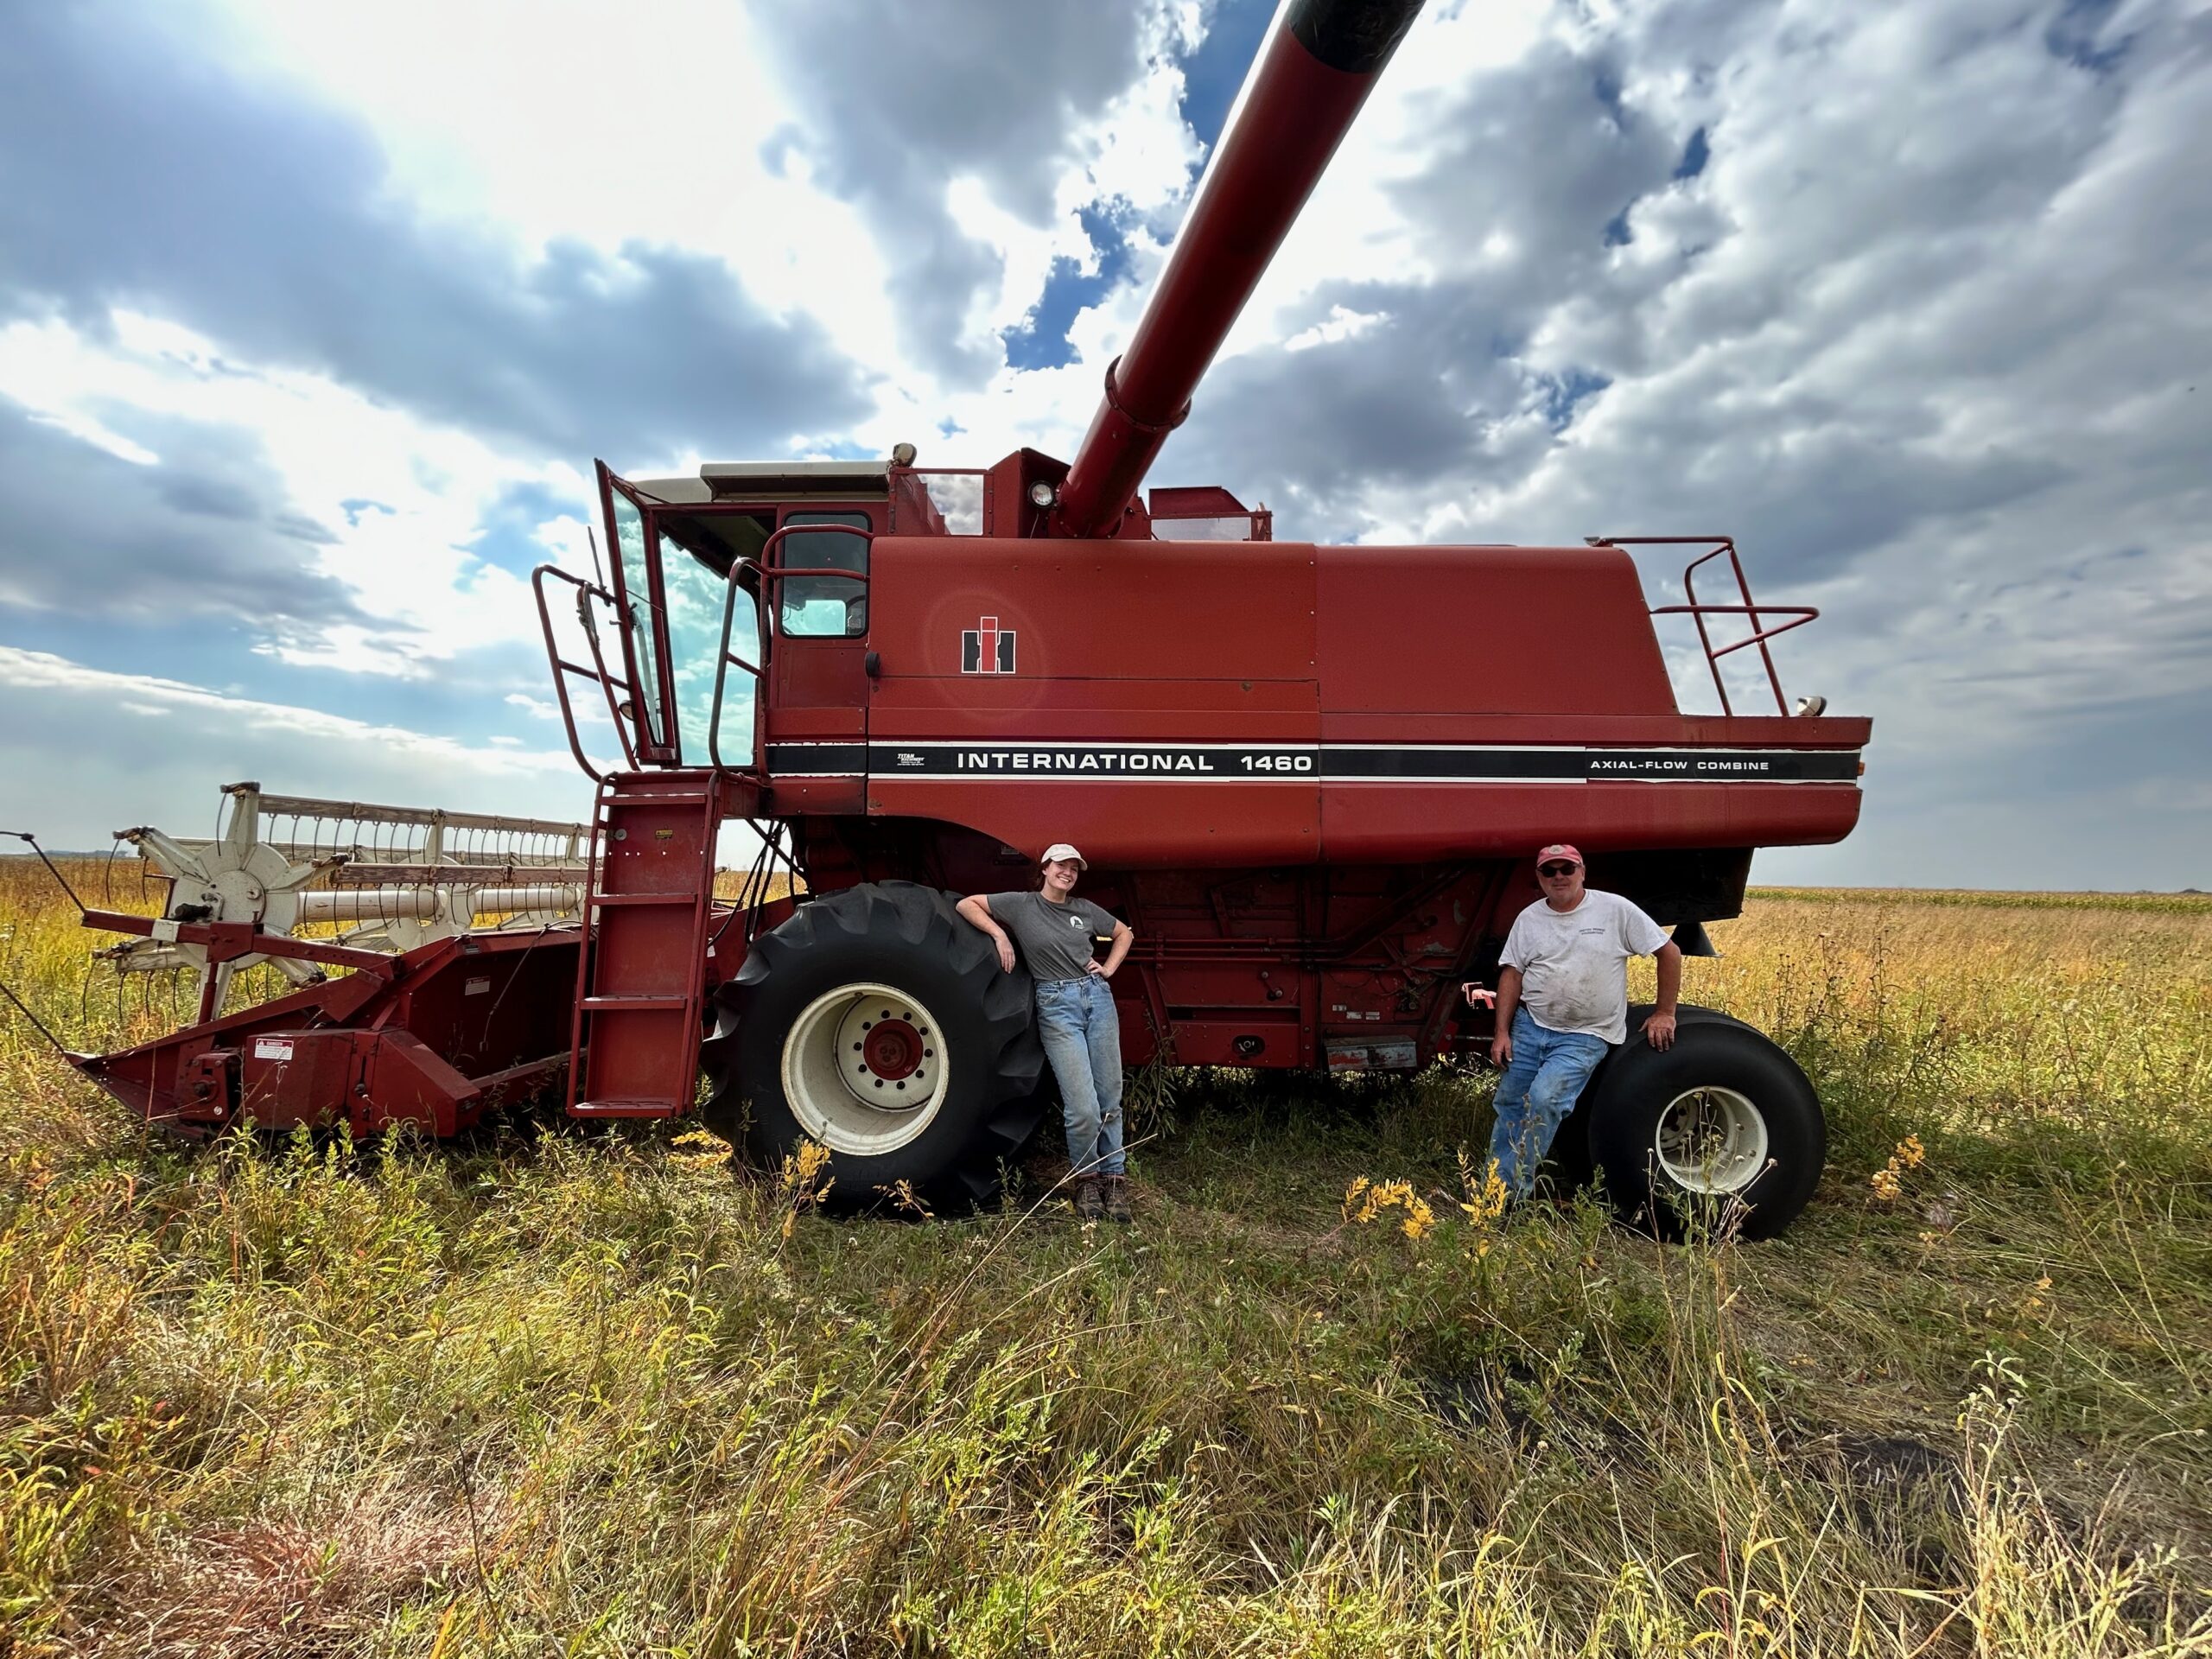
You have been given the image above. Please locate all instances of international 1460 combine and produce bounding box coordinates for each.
[56,0,1868,1236]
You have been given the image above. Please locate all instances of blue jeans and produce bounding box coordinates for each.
[1490,1007,1610,1197]
[1035,975,1125,1179]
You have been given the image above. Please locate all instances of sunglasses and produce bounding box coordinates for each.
[1537,863,1580,877]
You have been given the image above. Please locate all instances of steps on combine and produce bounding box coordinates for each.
[568,771,752,1118]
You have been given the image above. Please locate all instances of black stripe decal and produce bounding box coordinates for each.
[767,742,1860,784]
[1329,747,1862,783]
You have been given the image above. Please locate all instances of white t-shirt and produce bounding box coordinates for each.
[1499,889,1670,1044]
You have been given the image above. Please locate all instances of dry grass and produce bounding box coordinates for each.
[2,859,2209,1656]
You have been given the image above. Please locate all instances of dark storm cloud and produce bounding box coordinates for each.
[1155,36,1683,534]
[751,0,1159,384]
[1159,1,2201,585]
[0,406,363,626]
[0,2,874,464]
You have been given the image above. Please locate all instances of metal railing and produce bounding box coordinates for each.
[532,564,643,782]
[709,564,766,775]
[1594,536,1820,717]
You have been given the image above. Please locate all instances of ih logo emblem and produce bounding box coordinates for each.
[961,615,1016,674]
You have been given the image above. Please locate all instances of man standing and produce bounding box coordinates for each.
[1462,844,1682,1198]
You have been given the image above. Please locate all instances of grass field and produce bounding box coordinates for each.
[3,861,2209,1656]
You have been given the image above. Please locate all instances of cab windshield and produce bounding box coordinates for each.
[658,512,769,767]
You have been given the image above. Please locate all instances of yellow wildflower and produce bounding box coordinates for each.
[1869,1135,1928,1205]
[669,1127,734,1173]
[1344,1175,1433,1240]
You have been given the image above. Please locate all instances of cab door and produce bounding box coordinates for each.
[768,507,874,739]
[596,461,677,764]
[596,463,769,772]
[757,508,874,811]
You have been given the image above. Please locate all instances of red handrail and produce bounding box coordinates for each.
[532,563,643,782]
[757,519,877,587]
[1596,536,1818,717]
[707,567,766,776]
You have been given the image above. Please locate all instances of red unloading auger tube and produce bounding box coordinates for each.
[1050,0,1426,540]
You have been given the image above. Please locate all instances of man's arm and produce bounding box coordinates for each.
[1090,918,1135,978]
[955,894,1018,974]
[1642,941,1681,1049]
[1488,965,1523,1065]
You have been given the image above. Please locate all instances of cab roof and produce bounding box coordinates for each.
[625,461,890,505]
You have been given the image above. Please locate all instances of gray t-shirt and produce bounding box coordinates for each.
[982,891,1118,982]
[1500,889,1670,1044]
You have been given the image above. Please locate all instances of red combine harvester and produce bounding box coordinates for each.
[66,0,1868,1235]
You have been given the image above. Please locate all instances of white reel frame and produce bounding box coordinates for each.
[101,782,590,1018]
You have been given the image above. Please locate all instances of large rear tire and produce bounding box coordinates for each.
[701,882,1046,1213]
[1576,1005,1825,1239]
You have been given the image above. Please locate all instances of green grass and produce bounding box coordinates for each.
[3,866,2209,1655]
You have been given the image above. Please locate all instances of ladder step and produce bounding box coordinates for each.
[566,772,721,1119]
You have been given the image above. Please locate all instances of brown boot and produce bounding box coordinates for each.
[1074,1177,1104,1220]
[1103,1175,1133,1224]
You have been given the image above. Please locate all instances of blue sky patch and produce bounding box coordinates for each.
[1592,67,1628,129]
[1674,125,1710,180]
[1538,369,1611,431]
[467,481,575,576]
[2046,0,2129,73]
[1001,203,1136,372]
[1178,0,1276,158]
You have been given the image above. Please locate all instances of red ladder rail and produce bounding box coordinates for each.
[566,770,751,1118]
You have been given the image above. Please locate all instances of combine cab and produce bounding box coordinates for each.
[60,0,1867,1236]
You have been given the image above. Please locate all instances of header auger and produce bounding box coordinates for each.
[58,0,1868,1236]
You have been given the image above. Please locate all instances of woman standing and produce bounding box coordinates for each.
[957,843,1135,1221]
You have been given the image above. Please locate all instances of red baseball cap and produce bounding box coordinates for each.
[1535,843,1583,868]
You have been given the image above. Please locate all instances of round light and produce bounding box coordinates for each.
[890,442,918,467]
[1027,480,1058,508]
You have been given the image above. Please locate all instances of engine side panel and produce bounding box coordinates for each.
[841,535,1865,867]
[1316,543,1676,715]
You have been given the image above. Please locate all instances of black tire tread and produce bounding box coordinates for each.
[1581,1014,1825,1240]
[702,881,1046,1213]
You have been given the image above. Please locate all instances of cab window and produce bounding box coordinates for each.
[779,511,870,638]
[606,486,669,749]
[659,512,769,766]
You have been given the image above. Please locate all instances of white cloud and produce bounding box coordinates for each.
[0,647,593,844]
[0,311,596,676]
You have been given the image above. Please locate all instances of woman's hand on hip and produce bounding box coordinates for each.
[1085,959,1109,978]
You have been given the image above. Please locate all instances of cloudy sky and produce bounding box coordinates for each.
[1,0,2204,888]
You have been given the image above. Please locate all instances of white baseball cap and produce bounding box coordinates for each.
[1039,842,1088,869]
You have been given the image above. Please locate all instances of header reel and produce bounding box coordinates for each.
[104,782,589,1020]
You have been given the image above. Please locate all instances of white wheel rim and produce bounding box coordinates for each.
[1654,1085,1770,1195]
[780,981,950,1155]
